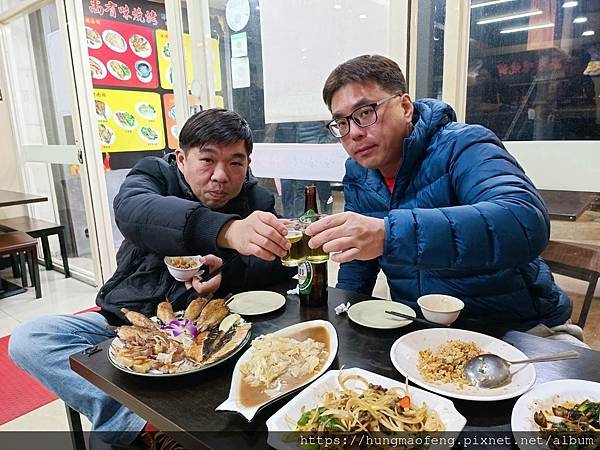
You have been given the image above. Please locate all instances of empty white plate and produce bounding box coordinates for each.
[347,299,416,329]
[227,291,286,315]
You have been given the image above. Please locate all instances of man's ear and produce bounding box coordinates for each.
[400,94,414,122]
[247,155,252,166]
[175,148,186,170]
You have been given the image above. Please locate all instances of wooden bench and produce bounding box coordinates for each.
[0,216,70,277]
[0,231,41,299]
[542,240,599,329]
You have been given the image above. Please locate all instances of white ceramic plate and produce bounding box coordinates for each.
[102,29,127,53]
[85,26,102,49]
[216,320,337,421]
[98,124,115,146]
[107,59,132,81]
[227,291,286,316]
[266,368,467,450]
[107,312,251,377]
[129,34,152,58]
[136,102,157,120]
[113,111,137,130]
[511,379,600,449]
[89,56,107,80]
[390,328,536,401]
[348,299,416,329]
[138,126,160,144]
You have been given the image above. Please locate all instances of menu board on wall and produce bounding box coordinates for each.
[163,93,205,150]
[85,17,158,89]
[84,0,224,169]
[156,30,193,90]
[95,89,165,151]
[162,93,178,150]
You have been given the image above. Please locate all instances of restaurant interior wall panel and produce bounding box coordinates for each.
[506,142,600,192]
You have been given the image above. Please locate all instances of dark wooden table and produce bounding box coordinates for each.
[0,189,47,298]
[70,283,599,450]
[0,189,48,208]
[539,189,598,221]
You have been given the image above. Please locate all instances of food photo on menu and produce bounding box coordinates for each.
[93,89,164,151]
[85,17,158,89]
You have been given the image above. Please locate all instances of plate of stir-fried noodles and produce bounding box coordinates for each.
[266,367,466,450]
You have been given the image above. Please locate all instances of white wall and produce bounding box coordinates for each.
[251,141,600,192]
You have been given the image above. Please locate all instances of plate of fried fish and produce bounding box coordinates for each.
[108,297,252,376]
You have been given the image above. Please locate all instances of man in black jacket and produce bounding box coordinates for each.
[9,109,294,448]
[98,108,293,324]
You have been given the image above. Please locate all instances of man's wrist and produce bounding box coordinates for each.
[217,219,236,249]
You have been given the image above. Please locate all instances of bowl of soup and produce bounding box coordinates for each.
[417,294,464,325]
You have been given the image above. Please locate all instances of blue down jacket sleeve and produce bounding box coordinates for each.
[384,132,549,270]
[336,183,381,295]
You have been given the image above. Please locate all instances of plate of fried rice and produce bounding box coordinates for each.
[390,328,536,401]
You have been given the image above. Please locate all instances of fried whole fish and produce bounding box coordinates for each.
[183,297,208,321]
[186,322,250,364]
[121,308,158,329]
[157,301,177,324]
[204,323,251,364]
[186,330,211,363]
[117,325,161,344]
[195,299,229,332]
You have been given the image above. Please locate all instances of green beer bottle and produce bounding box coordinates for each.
[304,184,318,215]
[301,185,328,263]
[298,185,328,306]
[298,259,328,307]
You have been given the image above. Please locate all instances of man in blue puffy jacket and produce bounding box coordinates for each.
[305,54,573,332]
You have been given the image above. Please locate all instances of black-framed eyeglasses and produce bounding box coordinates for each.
[326,93,401,138]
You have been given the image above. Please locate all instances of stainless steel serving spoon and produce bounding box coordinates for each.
[463,350,579,388]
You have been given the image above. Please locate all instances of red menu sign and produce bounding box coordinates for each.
[85,17,158,89]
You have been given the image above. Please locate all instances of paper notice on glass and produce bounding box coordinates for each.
[230,32,247,58]
[231,57,250,88]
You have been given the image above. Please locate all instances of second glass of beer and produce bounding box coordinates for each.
[299,213,329,263]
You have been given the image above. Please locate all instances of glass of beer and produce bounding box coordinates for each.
[281,220,304,267]
[299,213,329,263]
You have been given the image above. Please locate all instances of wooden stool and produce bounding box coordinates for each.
[0,231,41,299]
[0,216,70,277]
[542,240,599,329]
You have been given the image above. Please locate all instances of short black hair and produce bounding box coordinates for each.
[178,108,253,155]
[323,55,407,109]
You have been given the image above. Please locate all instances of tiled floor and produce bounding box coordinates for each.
[0,269,99,339]
[0,263,597,434]
[0,268,98,432]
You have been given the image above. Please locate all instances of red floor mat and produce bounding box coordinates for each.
[0,335,57,425]
[0,306,100,425]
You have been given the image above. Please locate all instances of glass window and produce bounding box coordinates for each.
[467,0,600,141]
[413,0,446,99]
[206,0,407,218]
[3,4,96,275]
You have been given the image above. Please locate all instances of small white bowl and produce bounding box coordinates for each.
[164,255,203,282]
[417,294,464,325]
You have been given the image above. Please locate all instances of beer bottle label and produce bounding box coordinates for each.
[298,261,313,294]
